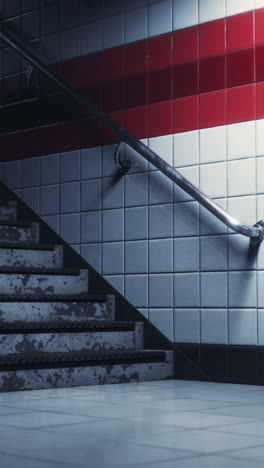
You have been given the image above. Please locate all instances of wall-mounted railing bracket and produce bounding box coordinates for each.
[250,220,264,245]
[114,142,131,173]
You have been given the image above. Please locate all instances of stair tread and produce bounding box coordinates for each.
[0,320,138,333]
[0,242,58,251]
[0,200,16,206]
[0,349,167,369]
[0,293,107,302]
[0,267,83,275]
[0,221,33,227]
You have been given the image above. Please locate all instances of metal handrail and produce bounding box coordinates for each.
[1,26,264,243]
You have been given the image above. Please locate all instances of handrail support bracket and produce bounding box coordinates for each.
[250,220,264,245]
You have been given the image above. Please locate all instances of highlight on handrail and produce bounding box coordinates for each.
[0,24,263,244]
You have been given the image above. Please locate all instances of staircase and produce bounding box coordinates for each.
[0,200,173,391]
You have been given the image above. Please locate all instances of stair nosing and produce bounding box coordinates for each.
[0,267,84,276]
[0,320,138,333]
[0,350,167,371]
[0,242,58,251]
[0,293,106,302]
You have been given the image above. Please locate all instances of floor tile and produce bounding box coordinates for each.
[214,420,264,436]
[225,446,264,463]
[153,454,264,468]
[0,411,93,428]
[0,427,195,467]
[0,452,61,468]
[125,428,263,454]
[203,404,264,420]
[123,411,252,429]
[2,380,264,467]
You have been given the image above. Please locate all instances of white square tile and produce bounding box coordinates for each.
[258,272,264,308]
[229,271,257,308]
[173,0,198,30]
[229,309,257,345]
[201,309,227,344]
[174,309,200,343]
[174,165,199,202]
[200,198,228,235]
[174,201,199,237]
[21,187,40,215]
[199,0,225,23]
[103,13,124,49]
[257,195,264,268]
[82,244,101,273]
[258,310,264,345]
[149,309,173,341]
[200,235,228,271]
[60,28,80,61]
[174,130,199,167]
[174,273,200,307]
[227,121,256,160]
[256,210,264,269]
[256,0,264,8]
[228,195,256,228]
[149,0,172,36]
[174,237,199,272]
[80,21,102,55]
[226,0,254,16]
[103,0,124,15]
[200,126,227,164]
[149,135,173,168]
[124,0,148,9]
[228,233,257,270]
[257,194,264,221]
[227,158,256,196]
[256,119,264,156]
[201,272,227,307]
[200,162,226,198]
[3,160,21,190]
[257,157,264,193]
[102,144,118,177]
[125,6,148,43]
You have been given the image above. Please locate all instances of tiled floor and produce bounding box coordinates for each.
[1,380,264,467]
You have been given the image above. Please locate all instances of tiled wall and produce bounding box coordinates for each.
[1,0,264,346]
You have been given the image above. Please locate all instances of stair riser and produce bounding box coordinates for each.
[0,325,143,354]
[0,202,17,222]
[0,246,63,269]
[0,298,114,322]
[0,271,88,295]
[0,223,39,244]
[0,353,173,391]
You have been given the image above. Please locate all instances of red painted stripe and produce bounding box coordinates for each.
[2,8,264,161]
[53,9,259,88]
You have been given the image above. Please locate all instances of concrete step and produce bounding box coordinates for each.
[0,321,143,354]
[0,350,173,391]
[0,294,114,322]
[0,201,17,222]
[0,222,39,244]
[0,269,88,295]
[0,244,63,269]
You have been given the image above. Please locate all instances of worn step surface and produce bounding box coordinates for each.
[0,244,63,268]
[0,222,39,244]
[0,194,174,392]
[0,321,143,354]
[0,350,173,391]
[0,201,17,222]
[0,294,114,322]
[0,269,88,295]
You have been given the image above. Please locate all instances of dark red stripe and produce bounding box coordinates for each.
[1,8,264,161]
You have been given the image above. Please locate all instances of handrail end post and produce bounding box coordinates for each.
[251,220,264,245]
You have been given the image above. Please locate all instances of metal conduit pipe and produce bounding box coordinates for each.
[1,26,263,244]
